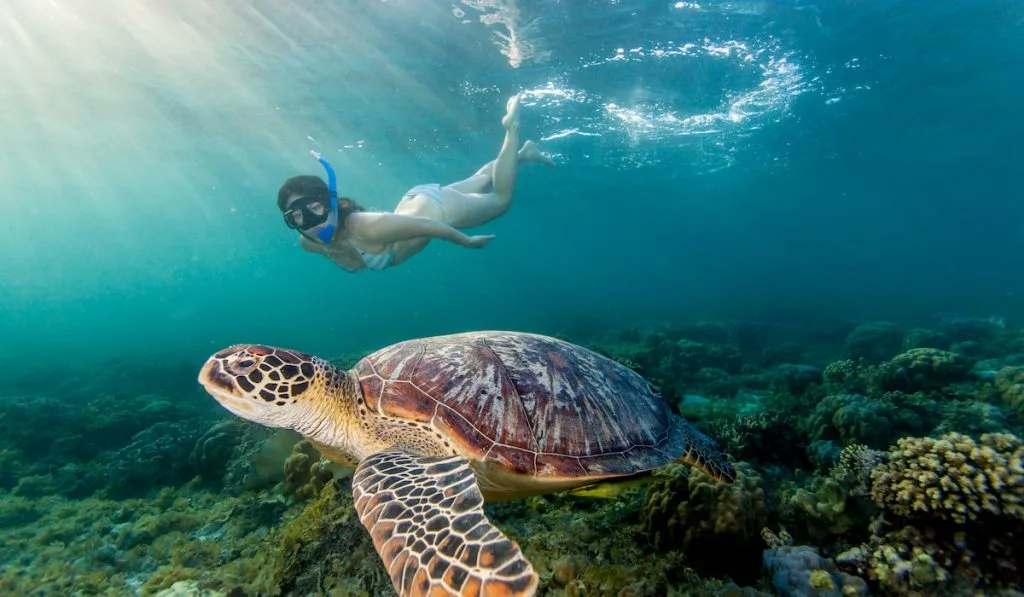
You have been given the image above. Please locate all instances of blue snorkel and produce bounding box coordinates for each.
[310,150,339,243]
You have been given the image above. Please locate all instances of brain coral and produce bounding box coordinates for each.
[806,393,898,448]
[642,462,767,582]
[995,366,1024,412]
[888,348,972,390]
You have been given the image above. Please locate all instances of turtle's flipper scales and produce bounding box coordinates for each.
[674,418,737,483]
[353,449,538,597]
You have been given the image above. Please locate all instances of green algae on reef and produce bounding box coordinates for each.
[2,317,1024,596]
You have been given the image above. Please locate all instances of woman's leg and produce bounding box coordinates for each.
[446,140,553,194]
[445,163,495,195]
[491,94,522,204]
[440,96,525,229]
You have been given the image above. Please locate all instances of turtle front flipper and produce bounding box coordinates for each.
[673,418,737,483]
[353,449,538,597]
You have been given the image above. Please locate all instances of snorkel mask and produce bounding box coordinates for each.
[284,150,339,244]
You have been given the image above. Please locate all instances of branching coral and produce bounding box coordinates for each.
[875,349,973,393]
[710,410,808,467]
[869,432,1024,523]
[831,444,884,497]
[823,359,858,390]
[836,526,955,597]
[890,349,971,384]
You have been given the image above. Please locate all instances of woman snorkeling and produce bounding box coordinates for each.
[277,94,553,272]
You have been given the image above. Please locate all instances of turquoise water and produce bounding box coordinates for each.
[4,2,1024,595]
[2,0,1020,370]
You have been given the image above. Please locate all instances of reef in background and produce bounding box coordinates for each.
[1,315,1023,596]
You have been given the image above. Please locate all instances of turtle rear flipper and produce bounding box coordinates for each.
[353,449,538,597]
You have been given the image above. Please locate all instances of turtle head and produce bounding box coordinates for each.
[198,344,332,431]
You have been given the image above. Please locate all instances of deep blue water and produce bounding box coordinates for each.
[0,0,1022,373]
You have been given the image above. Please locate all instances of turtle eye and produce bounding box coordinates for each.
[225,358,258,376]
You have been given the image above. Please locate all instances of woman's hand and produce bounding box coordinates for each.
[464,235,496,249]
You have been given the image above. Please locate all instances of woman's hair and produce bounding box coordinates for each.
[277,175,365,222]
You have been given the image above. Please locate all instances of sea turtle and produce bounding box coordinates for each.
[197,331,735,597]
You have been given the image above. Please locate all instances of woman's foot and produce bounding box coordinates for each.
[502,94,521,132]
[518,140,555,166]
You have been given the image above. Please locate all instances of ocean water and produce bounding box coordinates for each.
[2,1,1024,595]
[2,0,1020,370]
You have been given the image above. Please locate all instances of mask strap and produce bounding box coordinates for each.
[310,150,339,243]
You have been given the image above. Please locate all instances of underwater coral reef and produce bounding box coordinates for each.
[1,316,1023,596]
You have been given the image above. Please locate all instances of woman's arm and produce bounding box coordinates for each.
[352,213,494,248]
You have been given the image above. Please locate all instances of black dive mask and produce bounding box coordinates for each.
[283,151,341,244]
[283,196,330,231]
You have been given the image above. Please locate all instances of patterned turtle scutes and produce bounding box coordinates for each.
[210,344,321,406]
[353,449,538,597]
[354,331,734,482]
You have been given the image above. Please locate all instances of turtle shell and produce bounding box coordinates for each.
[353,331,732,481]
